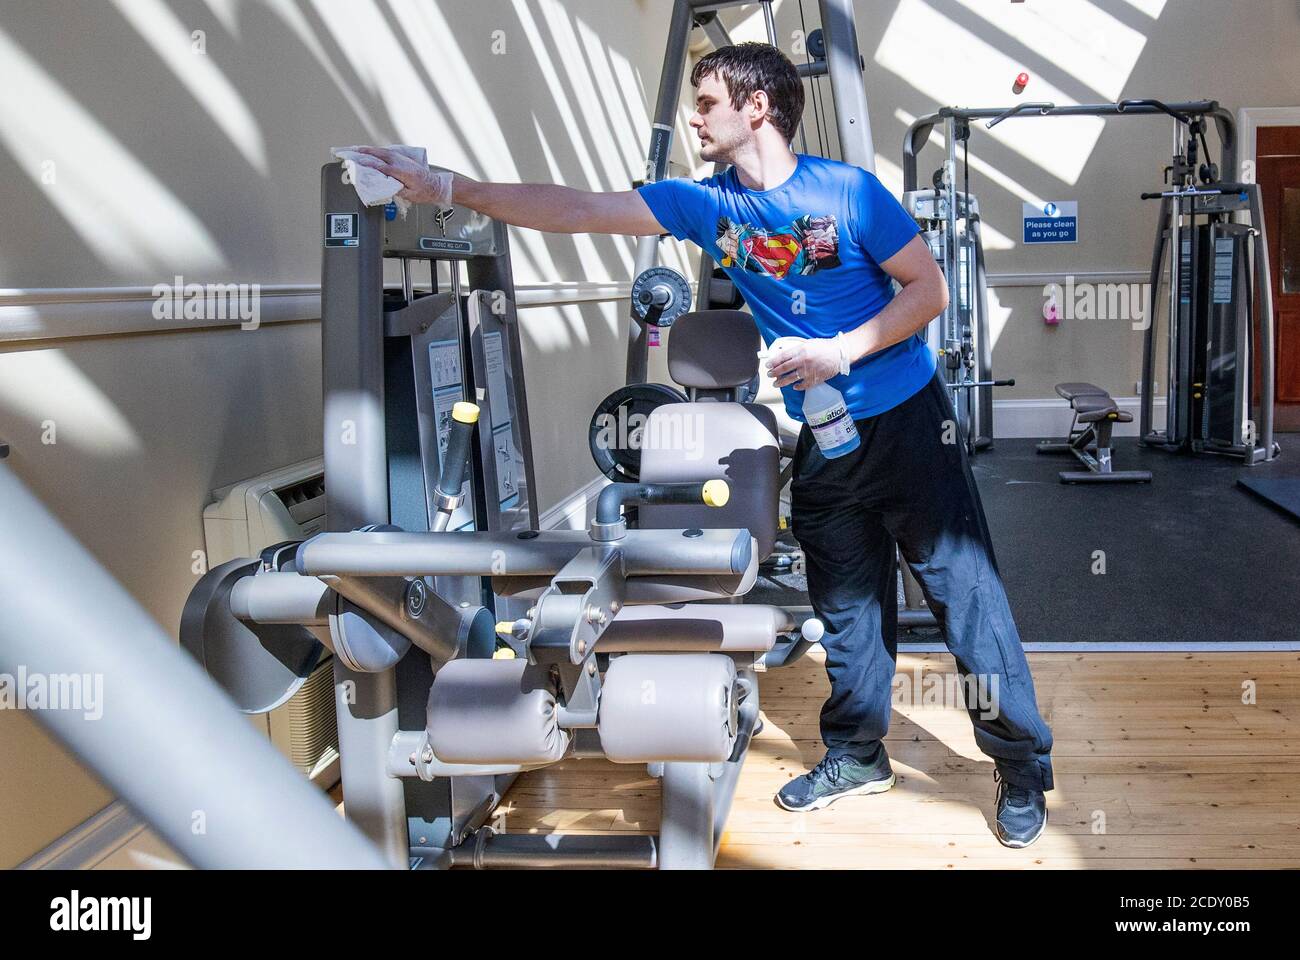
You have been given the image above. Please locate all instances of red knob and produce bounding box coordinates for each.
[1012,72,1030,95]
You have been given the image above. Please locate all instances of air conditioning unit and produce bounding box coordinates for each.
[204,457,327,562]
[203,457,339,789]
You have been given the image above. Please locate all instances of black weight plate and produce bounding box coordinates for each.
[589,382,688,482]
[179,558,325,714]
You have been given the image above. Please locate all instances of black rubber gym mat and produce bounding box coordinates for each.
[1237,476,1300,524]
[747,434,1300,645]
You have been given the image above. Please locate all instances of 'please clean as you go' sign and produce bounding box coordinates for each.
[1023,201,1078,244]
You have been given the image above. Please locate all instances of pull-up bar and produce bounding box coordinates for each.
[902,99,1236,192]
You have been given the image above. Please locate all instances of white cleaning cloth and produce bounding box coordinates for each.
[330,144,428,212]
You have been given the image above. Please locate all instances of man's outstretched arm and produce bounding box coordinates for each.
[350,146,666,236]
[454,180,666,236]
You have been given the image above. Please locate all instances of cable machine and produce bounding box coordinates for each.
[902,98,1278,465]
[601,0,939,629]
[902,109,1011,455]
[1138,109,1278,463]
[595,0,874,459]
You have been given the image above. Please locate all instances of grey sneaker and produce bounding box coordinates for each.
[994,770,1048,848]
[776,748,896,812]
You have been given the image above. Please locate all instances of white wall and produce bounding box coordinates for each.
[0,317,322,866]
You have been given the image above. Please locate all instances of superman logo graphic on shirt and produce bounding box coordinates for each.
[715,214,841,280]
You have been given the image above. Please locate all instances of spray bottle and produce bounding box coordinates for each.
[762,336,860,459]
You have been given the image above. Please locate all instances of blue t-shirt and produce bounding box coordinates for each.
[637,153,935,422]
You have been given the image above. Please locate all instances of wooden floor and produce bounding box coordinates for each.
[501,650,1300,868]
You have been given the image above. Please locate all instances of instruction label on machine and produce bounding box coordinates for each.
[1213,237,1236,303]
[1023,201,1078,244]
[481,331,520,511]
[429,338,475,531]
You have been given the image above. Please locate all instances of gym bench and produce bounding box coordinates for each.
[1037,382,1153,484]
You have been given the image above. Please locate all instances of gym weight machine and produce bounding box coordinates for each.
[1137,106,1278,464]
[903,98,1278,467]
[901,111,1015,456]
[595,0,939,629]
[175,162,822,870]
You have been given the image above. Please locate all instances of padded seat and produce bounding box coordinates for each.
[1054,381,1110,401]
[1072,394,1132,424]
[637,309,781,564]
[637,402,780,561]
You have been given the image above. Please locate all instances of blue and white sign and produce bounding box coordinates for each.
[1023,200,1078,244]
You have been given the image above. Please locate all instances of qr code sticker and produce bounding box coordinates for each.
[329,214,354,238]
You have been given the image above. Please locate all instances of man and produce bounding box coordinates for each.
[355,41,1053,848]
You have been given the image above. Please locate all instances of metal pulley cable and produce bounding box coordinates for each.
[797,0,827,158]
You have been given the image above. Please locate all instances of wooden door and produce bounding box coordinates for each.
[1257,126,1300,430]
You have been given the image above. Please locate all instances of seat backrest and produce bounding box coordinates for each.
[637,400,780,561]
[667,310,761,399]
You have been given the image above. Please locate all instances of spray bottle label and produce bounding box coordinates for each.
[807,400,858,453]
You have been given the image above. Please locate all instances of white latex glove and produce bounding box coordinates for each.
[351,146,453,206]
[766,335,850,390]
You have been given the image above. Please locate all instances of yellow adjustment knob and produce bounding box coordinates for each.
[494,620,514,636]
[702,479,730,507]
[492,647,517,660]
[453,402,480,424]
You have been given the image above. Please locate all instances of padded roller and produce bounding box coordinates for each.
[596,603,788,653]
[598,654,738,763]
[426,659,569,765]
[329,601,411,674]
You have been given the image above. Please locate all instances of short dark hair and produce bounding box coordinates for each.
[690,42,805,143]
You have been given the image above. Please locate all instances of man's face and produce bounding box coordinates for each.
[689,72,756,163]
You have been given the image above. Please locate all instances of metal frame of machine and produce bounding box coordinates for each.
[626,0,876,386]
[171,162,822,870]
